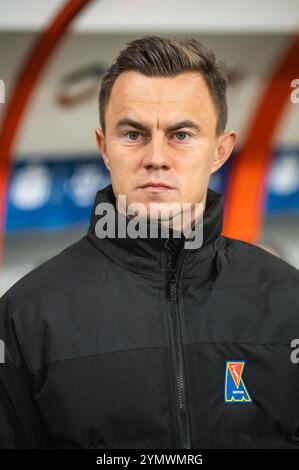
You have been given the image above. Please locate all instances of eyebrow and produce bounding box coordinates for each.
[114,118,201,134]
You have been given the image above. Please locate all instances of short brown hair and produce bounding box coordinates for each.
[99,35,228,136]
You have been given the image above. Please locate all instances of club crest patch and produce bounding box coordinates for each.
[224,361,253,404]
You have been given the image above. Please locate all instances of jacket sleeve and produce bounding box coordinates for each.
[0,292,52,448]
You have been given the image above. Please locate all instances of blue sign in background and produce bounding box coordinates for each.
[5,148,299,233]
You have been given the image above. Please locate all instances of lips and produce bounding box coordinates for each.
[140,182,174,189]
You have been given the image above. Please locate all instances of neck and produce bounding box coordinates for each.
[114,193,208,241]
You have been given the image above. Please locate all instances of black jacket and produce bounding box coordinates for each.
[0,183,299,449]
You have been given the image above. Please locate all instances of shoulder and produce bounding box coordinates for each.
[215,236,299,343]
[1,234,107,309]
[0,235,109,369]
[218,235,299,285]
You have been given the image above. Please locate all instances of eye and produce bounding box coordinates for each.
[174,131,190,141]
[126,131,141,141]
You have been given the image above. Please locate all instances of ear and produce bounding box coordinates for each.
[95,128,110,172]
[211,130,237,174]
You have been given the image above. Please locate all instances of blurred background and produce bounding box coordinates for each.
[0,0,299,295]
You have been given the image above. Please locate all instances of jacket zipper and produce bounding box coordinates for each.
[164,239,192,449]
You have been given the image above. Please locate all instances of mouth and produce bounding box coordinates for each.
[138,182,175,193]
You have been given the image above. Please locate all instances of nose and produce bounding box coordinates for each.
[142,133,171,170]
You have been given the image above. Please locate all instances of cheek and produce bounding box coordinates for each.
[109,154,139,186]
[108,144,135,170]
[176,160,205,184]
[179,145,214,176]
[177,159,212,199]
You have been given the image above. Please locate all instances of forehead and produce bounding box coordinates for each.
[106,70,216,122]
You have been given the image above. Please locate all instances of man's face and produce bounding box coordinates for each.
[96,70,236,226]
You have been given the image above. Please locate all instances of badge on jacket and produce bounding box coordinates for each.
[224,361,253,404]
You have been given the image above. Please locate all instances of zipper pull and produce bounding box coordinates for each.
[164,237,184,301]
[168,270,177,283]
[164,238,171,251]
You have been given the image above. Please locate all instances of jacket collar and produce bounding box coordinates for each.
[87,183,223,280]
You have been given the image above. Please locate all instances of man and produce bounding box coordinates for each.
[0,35,299,449]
